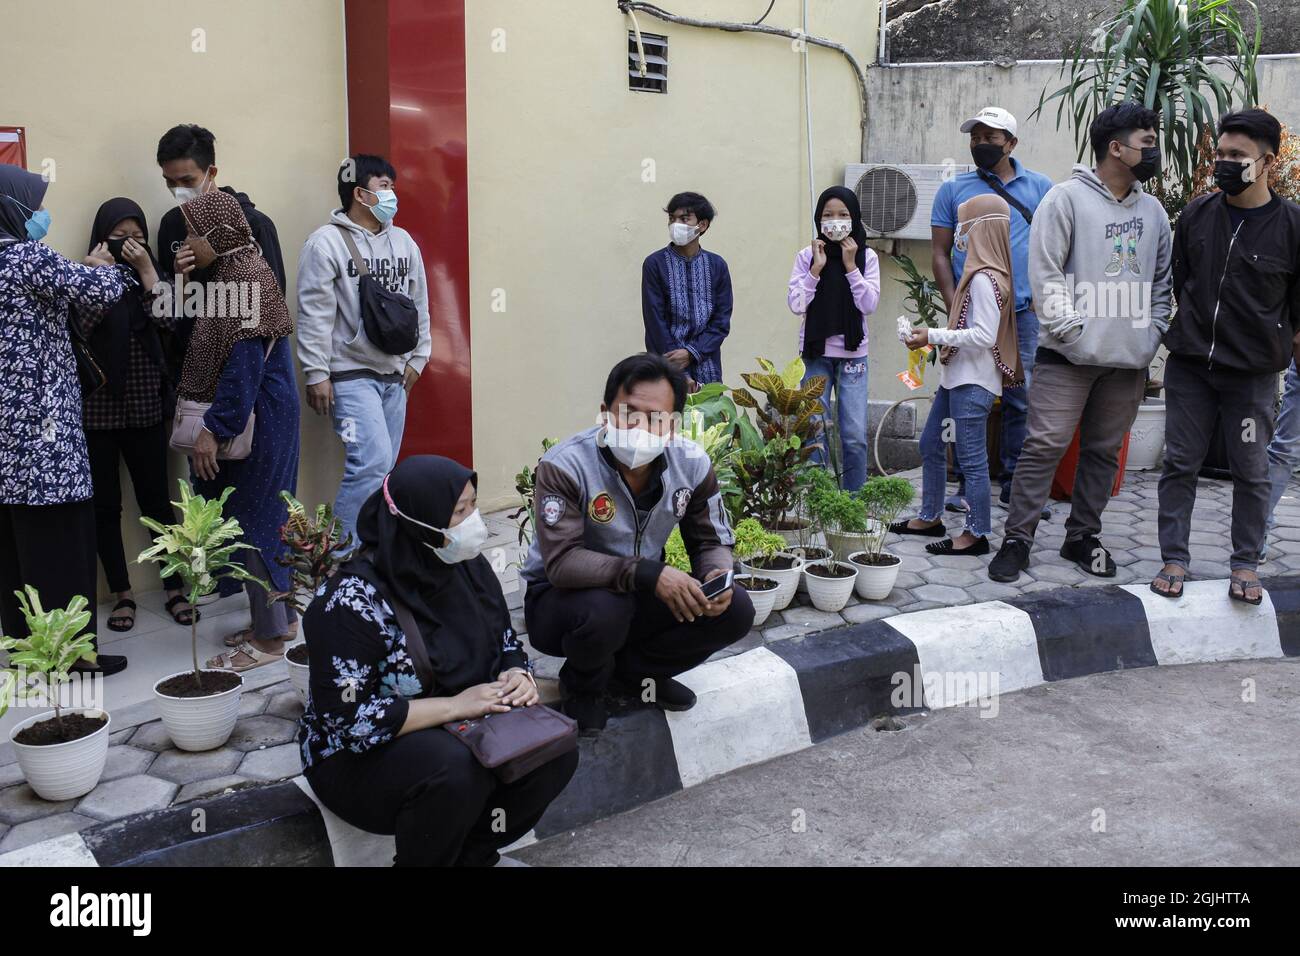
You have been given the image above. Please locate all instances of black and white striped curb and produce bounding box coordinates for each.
[5,575,1297,866]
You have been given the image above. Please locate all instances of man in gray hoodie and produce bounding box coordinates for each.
[296,155,432,545]
[989,104,1172,583]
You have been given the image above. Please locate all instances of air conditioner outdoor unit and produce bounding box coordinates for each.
[842,163,975,241]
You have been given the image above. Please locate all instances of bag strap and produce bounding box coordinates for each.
[349,556,435,692]
[979,171,1034,225]
[332,224,370,277]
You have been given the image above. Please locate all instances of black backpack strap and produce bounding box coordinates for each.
[979,172,1034,225]
[332,223,371,277]
[346,555,434,693]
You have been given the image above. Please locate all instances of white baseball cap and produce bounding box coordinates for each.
[961,107,1018,138]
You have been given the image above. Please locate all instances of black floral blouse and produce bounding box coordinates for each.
[296,574,528,771]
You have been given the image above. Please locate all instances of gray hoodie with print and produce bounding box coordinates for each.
[295,209,432,386]
[1029,164,1172,369]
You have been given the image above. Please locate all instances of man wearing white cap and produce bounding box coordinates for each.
[932,106,1054,508]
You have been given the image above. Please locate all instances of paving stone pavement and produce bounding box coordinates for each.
[0,467,1290,852]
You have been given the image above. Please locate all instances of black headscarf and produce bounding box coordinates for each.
[345,455,511,696]
[802,185,868,360]
[84,198,165,400]
[0,164,49,247]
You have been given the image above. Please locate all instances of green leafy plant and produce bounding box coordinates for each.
[663,526,693,573]
[510,437,559,547]
[0,587,96,733]
[734,434,816,531]
[271,492,353,615]
[1035,0,1261,219]
[732,518,787,563]
[891,253,946,366]
[686,382,764,453]
[858,476,916,564]
[138,481,265,691]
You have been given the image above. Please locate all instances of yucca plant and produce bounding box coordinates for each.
[272,492,353,615]
[1035,0,1261,211]
[0,587,96,734]
[138,481,264,691]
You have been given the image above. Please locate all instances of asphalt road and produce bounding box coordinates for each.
[517,658,1300,866]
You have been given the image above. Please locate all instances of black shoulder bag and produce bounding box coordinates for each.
[333,225,420,355]
[67,314,108,397]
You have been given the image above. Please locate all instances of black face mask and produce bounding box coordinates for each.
[1214,157,1263,197]
[1122,144,1162,182]
[105,237,130,262]
[971,143,1006,172]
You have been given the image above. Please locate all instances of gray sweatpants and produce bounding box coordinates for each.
[1003,359,1145,545]
[1158,355,1276,571]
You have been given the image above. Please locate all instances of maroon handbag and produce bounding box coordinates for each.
[382,572,578,784]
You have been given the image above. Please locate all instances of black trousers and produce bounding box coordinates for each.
[86,423,181,593]
[304,726,578,867]
[524,582,755,697]
[0,498,98,648]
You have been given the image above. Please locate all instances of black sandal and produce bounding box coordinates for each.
[1228,573,1263,606]
[888,519,945,538]
[1149,567,1185,599]
[107,599,136,632]
[925,536,990,556]
[165,594,201,626]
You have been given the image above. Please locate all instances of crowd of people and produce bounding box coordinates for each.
[1,100,1298,865]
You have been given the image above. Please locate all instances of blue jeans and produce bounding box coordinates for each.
[331,376,408,546]
[1264,360,1300,544]
[998,308,1039,481]
[919,384,996,536]
[803,355,869,491]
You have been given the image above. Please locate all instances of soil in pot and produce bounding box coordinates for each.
[794,547,831,561]
[13,712,107,746]
[805,563,855,579]
[736,575,778,592]
[286,643,310,665]
[850,553,901,568]
[157,670,242,699]
[748,554,800,572]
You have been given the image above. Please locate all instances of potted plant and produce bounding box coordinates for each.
[509,437,559,553]
[732,357,827,542]
[804,468,883,562]
[138,481,265,752]
[730,518,787,627]
[1,588,110,801]
[848,476,915,600]
[665,523,785,627]
[800,480,860,613]
[271,491,353,705]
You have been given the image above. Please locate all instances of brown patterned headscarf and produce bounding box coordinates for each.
[942,194,1022,388]
[176,189,294,402]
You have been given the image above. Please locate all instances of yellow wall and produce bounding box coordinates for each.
[0,0,348,598]
[465,0,879,510]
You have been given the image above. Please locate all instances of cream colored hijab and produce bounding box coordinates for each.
[942,193,1022,387]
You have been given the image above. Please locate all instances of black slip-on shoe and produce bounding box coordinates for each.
[73,654,128,677]
[888,519,945,538]
[926,535,990,556]
[1060,536,1116,577]
[988,539,1031,582]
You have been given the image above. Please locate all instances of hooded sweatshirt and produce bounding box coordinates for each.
[295,209,431,385]
[1029,164,1172,369]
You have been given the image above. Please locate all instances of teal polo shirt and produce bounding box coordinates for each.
[931,157,1054,314]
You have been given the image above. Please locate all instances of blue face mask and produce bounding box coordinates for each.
[6,196,50,241]
[363,187,398,224]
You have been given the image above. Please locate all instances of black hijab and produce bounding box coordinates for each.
[0,164,48,247]
[802,185,868,360]
[84,198,165,400]
[345,455,511,697]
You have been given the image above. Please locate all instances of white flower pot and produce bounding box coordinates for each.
[736,575,780,628]
[1126,399,1166,471]
[740,552,805,611]
[285,642,311,706]
[767,519,812,549]
[9,709,112,802]
[802,561,860,613]
[848,551,903,600]
[154,669,244,752]
[790,546,832,593]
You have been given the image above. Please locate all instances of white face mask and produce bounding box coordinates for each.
[601,422,671,469]
[382,475,490,564]
[820,218,852,241]
[954,213,1011,253]
[170,167,212,205]
[669,222,699,246]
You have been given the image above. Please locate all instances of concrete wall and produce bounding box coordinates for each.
[0,0,349,597]
[464,0,878,510]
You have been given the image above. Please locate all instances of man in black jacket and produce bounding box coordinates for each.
[1155,109,1300,604]
[153,125,286,379]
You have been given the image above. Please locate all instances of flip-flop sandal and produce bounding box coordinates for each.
[207,641,284,673]
[224,627,255,648]
[1149,568,1186,599]
[1228,574,1263,606]
[107,599,136,632]
[164,594,201,626]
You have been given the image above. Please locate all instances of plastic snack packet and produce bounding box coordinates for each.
[896,315,913,344]
[897,345,932,391]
